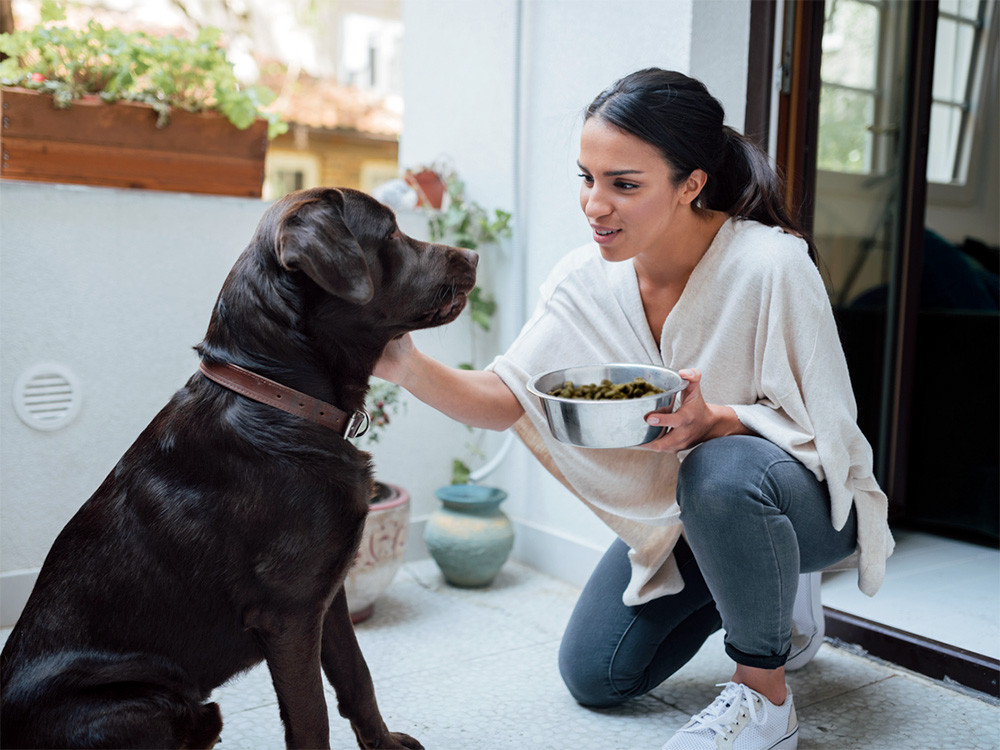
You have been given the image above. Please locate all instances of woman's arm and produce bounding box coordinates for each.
[374,334,524,432]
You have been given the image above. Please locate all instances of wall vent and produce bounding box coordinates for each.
[13,363,82,431]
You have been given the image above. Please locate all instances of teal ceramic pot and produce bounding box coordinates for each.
[424,484,514,587]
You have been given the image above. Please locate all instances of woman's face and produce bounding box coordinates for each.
[578,117,693,263]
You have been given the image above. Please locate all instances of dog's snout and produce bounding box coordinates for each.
[463,248,479,268]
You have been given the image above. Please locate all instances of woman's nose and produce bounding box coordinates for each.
[582,186,611,219]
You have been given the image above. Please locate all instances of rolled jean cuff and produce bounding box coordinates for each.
[724,641,788,670]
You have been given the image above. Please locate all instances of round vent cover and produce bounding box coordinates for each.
[13,363,82,431]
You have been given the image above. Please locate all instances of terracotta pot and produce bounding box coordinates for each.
[0,87,267,197]
[403,168,446,209]
[344,482,410,623]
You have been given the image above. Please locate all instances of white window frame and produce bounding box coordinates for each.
[927,0,998,206]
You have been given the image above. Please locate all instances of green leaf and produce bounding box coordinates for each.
[451,460,471,485]
[40,0,66,23]
[468,286,496,332]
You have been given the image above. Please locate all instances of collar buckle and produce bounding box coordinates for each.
[343,409,371,439]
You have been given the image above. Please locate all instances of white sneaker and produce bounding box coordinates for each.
[785,571,824,671]
[661,682,798,750]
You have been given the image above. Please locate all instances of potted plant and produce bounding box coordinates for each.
[0,1,287,196]
[356,167,514,592]
[423,169,512,483]
[369,164,513,484]
[406,167,518,587]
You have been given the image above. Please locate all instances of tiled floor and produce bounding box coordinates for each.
[3,558,998,749]
[822,528,1000,658]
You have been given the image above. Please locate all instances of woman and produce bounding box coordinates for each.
[376,69,893,750]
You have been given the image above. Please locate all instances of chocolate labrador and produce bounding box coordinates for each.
[0,187,478,749]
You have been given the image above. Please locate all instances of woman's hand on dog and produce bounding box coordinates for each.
[374,333,416,386]
[374,333,523,431]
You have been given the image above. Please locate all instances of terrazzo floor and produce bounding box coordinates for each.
[3,558,998,749]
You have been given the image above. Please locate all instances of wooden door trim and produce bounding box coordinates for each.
[886,0,938,510]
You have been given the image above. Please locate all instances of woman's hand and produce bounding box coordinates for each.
[372,334,524,430]
[373,333,416,385]
[639,368,751,453]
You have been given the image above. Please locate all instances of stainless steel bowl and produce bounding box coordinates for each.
[526,363,685,448]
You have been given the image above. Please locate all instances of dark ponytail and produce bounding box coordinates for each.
[586,68,815,257]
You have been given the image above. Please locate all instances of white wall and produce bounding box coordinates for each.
[400,0,752,585]
[0,183,264,622]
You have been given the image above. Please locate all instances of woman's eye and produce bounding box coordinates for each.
[615,181,639,190]
[578,172,594,184]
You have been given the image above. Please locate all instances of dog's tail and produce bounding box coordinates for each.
[1,650,223,749]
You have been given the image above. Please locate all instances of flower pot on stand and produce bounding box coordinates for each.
[424,484,514,587]
[344,482,410,624]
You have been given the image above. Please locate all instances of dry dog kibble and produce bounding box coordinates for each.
[548,377,665,400]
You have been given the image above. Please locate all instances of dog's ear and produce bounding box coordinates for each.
[275,192,375,305]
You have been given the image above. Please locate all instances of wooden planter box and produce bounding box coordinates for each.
[1,87,268,197]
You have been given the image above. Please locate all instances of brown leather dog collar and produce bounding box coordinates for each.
[198,360,370,439]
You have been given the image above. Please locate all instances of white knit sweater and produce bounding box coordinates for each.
[488,218,894,605]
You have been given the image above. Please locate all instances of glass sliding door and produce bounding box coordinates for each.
[911,0,999,543]
[813,0,914,488]
[808,0,998,540]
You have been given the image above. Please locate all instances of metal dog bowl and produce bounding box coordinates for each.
[527,363,686,448]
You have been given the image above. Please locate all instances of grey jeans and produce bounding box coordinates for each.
[558,435,858,707]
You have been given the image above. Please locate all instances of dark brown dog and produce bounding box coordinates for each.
[0,187,478,749]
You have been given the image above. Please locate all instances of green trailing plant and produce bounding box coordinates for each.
[417,169,512,484]
[360,167,512,485]
[0,0,287,138]
[427,173,512,341]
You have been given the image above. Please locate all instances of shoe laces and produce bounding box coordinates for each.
[679,682,768,739]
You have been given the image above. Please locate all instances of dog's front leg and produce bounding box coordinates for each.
[320,588,422,749]
[253,612,331,749]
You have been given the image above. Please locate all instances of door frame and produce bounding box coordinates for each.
[745,0,999,697]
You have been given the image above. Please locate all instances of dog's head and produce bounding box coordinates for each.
[270,187,478,335]
[201,187,478,383]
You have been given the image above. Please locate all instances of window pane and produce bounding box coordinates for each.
[822,0,880,89]
[818,85,875,173]
[927,103,964,183]
[933,18,975,101]
[939,0,982,21]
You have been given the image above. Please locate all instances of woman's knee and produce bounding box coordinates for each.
[558,636,623,708]
[677,435,784,516]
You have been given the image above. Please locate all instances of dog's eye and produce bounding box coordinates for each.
[386,229,400,241]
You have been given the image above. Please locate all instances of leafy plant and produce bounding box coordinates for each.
[360,379,406,445]
[0,0,287,138]
[414,169,512,483]
[426,173,512,342]
[359,167,512,484]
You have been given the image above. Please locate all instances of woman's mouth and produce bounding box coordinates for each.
[591,225,621,244]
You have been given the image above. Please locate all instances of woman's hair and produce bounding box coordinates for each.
[585,68,813,253]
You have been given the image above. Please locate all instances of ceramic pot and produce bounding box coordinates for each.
[344,482,410,623]
[424,484,513,587]
[403,168,446,209]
